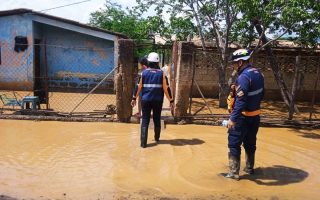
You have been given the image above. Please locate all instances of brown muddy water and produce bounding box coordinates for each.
[0,120,319,200]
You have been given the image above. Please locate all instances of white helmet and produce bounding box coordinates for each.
[147,52,159,62]
[230,49,251,62]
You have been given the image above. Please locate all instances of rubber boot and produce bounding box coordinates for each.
[243,152,255,175]
[222,153,240,180]
[140,127,148,148]
[154,126,161,142]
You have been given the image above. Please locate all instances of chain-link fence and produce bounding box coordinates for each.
[0,42,117,117]
[185,47,320,121]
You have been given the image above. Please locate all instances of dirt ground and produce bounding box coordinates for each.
[1,91,319,121]
[0,120,319,200]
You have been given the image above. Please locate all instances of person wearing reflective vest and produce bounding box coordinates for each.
[131,52,174,148]
[222,49,264,180]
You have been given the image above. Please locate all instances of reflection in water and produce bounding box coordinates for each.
[0,121,319,200]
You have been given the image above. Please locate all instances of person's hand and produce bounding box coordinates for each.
[227,119,235,129]
[131,100,136,107]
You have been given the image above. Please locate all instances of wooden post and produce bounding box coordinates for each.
[288,55,300,120]
[188,51,196,114]
[44,39,49,110]
[309,64,320,120]
[115,39,134,122]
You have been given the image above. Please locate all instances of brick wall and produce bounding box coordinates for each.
[190,47,320,101]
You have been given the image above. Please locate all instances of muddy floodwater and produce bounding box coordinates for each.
[0,120,319,200]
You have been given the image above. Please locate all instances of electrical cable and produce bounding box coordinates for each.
[38,0,92,12]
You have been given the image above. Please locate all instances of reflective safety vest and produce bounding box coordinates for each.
[133,68,173,103]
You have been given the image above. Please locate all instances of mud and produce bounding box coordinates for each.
[0,120,319,200]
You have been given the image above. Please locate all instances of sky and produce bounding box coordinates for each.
[0,0,136,24]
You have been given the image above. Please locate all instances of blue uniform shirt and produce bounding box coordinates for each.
[230,64,264,122]
[141,68,164,102]
[133,68,173,103]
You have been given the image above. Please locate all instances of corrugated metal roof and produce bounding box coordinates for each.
[0,8,128,39]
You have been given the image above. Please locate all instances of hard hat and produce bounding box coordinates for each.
[230,49,251,62]
[147,52,159,62]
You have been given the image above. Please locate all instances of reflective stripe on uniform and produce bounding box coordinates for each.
[248,88,263,96]
[143,84,162,88]
[242,109,260,116]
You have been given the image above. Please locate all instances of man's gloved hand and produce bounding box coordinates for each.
[227,84,236,113]
[227,119,236,129]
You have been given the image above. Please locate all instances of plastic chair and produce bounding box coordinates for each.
[21,96,40,110]
[0,94,21,109]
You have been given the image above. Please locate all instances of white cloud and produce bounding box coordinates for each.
[0,0,137,23]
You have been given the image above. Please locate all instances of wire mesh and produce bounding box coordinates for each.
[187,48,320,120]
[0,42,116,116]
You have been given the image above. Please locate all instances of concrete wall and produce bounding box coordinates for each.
[38,23,115,91]
[115,39,134,122]
[0,15,116,92]
[0,15,34,90]
[173,42,194,117]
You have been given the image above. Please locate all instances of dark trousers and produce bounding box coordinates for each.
[228,115,260,157]
[141,100,163,128]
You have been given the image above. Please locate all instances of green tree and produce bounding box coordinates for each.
[233,0,320,47]
[136,0,320,109]
[232,0,320,113]
[89,1,196,57]
[137,0,241,107]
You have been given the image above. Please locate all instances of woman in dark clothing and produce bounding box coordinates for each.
[131,52,174,148]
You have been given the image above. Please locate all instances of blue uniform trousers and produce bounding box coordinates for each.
[141,100,163,128]
[228,115,260,157]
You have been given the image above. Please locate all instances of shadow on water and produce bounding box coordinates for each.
[241,165,309,186]
[0,195,17,200]
[289,128,320,139]
[148,138,205,147]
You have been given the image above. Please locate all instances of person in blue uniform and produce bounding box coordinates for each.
[222,49,264,180]
[131,52,174,148]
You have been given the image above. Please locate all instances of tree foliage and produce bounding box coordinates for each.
[233,0,320,48]
[135,0,319,108]
[89,1,197,57]
[90,0,319,108]
[89,1,196,41]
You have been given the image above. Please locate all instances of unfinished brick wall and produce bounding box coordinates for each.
[252,50,320,100]
[189,47,320,101]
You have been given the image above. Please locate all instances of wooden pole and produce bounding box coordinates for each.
[288,55,300,120]
[309,64,320,120]
[44,39,49,110]
[69,68,116,115]
[194,80,213,114]
[188,52,196,114]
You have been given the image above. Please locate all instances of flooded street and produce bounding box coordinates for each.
[0,120,319,200]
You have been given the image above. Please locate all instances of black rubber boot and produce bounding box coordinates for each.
[243,152,255,175]
[154,126,161,142]
[222,153,240,180]
[140,127,148,148]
